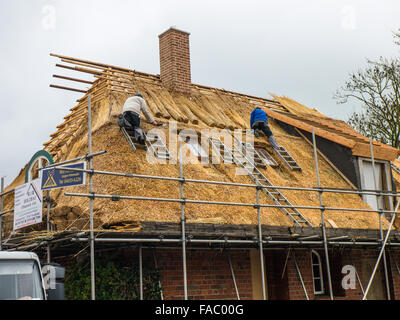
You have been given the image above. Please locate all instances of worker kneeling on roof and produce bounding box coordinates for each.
[250,107,280,149]
[121,93,158,144]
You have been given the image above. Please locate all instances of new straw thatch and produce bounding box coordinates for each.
[1,63,394,239]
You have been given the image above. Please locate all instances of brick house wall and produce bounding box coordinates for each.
[154,249,252,300]
[284,248,400,300]
[384,250,400,300]
[121,247,400,300]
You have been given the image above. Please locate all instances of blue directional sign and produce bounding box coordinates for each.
[41,162,86,190]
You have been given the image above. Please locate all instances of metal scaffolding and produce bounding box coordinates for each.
[1,93,400,301]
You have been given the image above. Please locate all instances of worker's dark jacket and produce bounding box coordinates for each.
[250,108,268,128]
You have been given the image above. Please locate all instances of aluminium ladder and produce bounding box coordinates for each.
[232,135,268,169]
[255,148,279,167]
[391,163,400,175]
[233,131,280,168]
[272,146,302,171]
[208,137,312,227]
[143,131,171,160]
[121,127,170,159]
[121,127,138,152]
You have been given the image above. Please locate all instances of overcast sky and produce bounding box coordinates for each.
[0,0,399,186]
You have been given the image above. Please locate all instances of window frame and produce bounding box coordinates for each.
[357,157,393,212]
[27,156,50,182]
[311,250,325,295]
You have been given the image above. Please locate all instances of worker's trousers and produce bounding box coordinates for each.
[123,111,141,128]
[251,121,273,138]
[123,111,145,143]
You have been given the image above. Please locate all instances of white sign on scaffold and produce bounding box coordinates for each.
[13,178,43,230]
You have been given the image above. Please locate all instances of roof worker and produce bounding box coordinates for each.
[250,107,280,149]
[121,93,158,144]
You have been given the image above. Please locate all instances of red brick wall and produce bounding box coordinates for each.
[159,28,191,95]
[121,247,400,300]
[387,250,400,299]
[154,249,252,300]
[284,249,400,300]
[285,250,315,300]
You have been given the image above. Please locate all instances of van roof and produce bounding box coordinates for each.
[0,251,39,261]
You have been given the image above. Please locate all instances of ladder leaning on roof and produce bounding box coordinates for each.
[232,135,267,169]
[144,131,171,160]
[272,146,302,171]
[121,127,137,152]
[391,163,400,175]
[208,137,312,227]
[121,127,170,159]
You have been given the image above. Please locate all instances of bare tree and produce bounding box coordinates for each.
[394,28,400,46]
[335,31,400,148]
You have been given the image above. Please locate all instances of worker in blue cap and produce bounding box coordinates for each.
[121,93,158,144]
[250,107,280,149]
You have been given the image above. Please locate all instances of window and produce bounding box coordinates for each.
[358,158,394,212]
[256,148,278,167]
[0,260,45,300]
[28,156,50,182]
[311,250,324,295]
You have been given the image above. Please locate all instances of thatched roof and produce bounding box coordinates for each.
[2,55,395,238]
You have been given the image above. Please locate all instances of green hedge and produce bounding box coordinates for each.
[65,254,162,300]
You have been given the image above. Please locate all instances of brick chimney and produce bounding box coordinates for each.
[159,27,191,95]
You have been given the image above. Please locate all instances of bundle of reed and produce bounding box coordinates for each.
[157,89,189,123]
[184,96,219,127]
[170,92,199,125]
[190,93,226,128]
[144,87,171,119]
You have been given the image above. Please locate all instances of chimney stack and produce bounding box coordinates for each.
[159,27,191,95]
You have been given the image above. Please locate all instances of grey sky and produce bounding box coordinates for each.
[0,0,399,186]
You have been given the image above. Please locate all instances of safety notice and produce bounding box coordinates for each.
[13,178,43,230]
[41,162,86,190]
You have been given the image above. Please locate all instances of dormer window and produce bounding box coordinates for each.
[357,158,394,212]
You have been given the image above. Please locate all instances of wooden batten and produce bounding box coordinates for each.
[265,105,400,162]
[77,82,108,104]
[264,108,356,149]
[109,86,135,94]
[68,90,107,115]
[52,53,161,82]
[352,143,400,161]
[61,58,106,71]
